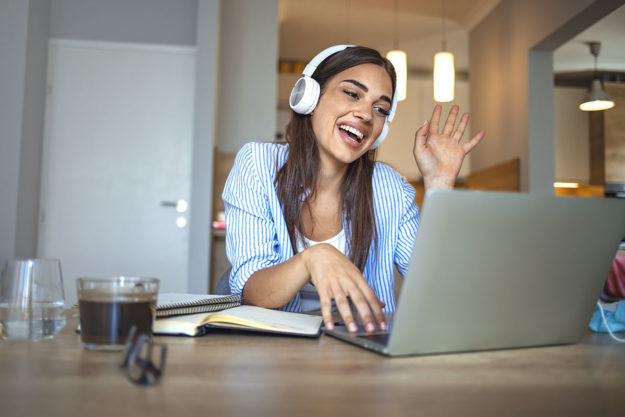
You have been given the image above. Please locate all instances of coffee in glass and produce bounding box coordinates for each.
[77,277,159,351]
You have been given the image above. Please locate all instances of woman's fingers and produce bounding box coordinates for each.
[428,105,474,144]
[452,112,470,143]
[429,104,442,133]
[318,275,386,334]
[357,281,387,330]
[343,283,378,333]
[319,294,335,331]
[415,104,485,191]
[329,278,383,333]
[414,120,429,152]
[462,131,485,154]
[334,292,357,333]
[442,105,459,136]
[306,244,386,334]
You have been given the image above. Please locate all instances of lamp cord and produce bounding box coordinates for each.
[393,0,398,50]
[345,0,351,44]
[589,42,601,80]
[441,0,447,51]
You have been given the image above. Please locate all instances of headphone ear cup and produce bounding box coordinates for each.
[290,76,321,115]
[370,122,389,149]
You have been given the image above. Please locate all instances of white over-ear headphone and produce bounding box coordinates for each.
[289,45,398,149]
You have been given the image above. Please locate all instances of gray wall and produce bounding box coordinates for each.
[49,0,197,45]
[190,0,278,289]
[1,0,29,266]
[469,0,624,192]
[188,0,220,293]
[554,87,589,183]
[16,0,50,258]
[217,0,278,151]
[1,0,50,265]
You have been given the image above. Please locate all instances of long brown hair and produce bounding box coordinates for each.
[275,46,397,271]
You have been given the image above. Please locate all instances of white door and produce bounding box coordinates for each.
[39,39,195,304]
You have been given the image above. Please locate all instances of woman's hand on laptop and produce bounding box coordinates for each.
[413,104,484,191]
[303,244,387,334]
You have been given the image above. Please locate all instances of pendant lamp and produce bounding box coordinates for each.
[386,0,407,101]
[579,42,615,112]
[433,0,454,102]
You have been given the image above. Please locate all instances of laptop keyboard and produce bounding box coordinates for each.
[325,312,394,347]
[355,332,390,346]
[354,312,394,346]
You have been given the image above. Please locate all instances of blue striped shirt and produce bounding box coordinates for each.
[222,142,420,312]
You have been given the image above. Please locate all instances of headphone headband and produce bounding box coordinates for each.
[302,45,353,77]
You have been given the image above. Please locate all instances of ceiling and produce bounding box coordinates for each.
[554,4,625,73]
[278,0,625,75]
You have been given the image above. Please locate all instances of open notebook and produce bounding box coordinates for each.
[153,305,323,337]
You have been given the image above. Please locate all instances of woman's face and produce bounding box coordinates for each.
[311,63,393,168]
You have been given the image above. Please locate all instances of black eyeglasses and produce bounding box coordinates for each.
[121,326,167,386]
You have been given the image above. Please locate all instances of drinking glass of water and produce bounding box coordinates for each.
[0,259,67,341]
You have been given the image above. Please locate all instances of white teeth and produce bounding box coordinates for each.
[339,125,364,141]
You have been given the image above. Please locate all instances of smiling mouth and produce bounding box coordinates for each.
[339,124,365,143]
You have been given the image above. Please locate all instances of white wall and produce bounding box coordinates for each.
[45,0,222,293]
[469,0,623,192]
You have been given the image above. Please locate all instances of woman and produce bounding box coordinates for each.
[223,45,484,334]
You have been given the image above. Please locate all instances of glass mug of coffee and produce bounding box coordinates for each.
[77,277,159,351]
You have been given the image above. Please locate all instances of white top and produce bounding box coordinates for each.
[296,229,347,312]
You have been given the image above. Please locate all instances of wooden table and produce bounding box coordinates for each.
[1,316,625,417]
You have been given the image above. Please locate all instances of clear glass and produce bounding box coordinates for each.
[77,277,159,351]
[0,259,67,341]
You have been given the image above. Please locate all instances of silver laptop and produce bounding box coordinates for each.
[324,189,625,356]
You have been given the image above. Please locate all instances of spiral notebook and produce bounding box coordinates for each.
[156,293,241,318]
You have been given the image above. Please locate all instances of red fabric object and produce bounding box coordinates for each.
[604,255,625,299]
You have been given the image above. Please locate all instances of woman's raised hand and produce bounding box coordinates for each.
[413,104,484,190]
[302,243,386,334]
